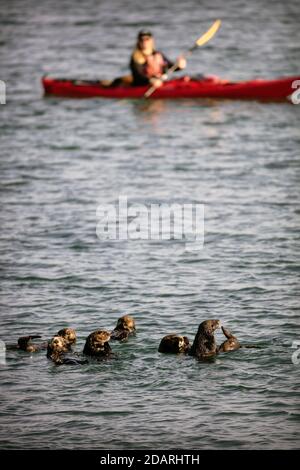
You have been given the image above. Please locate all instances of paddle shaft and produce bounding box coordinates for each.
[162,46,196,76]
[144,19,221,98]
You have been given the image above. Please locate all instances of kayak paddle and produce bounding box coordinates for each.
[144,19,222,98]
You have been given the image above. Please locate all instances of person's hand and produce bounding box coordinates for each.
[149,78,163,88]
[176,55,186,70]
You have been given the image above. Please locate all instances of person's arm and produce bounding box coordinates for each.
[161,53,186,73]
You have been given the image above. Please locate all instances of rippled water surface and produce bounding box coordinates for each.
[1,0,300,450]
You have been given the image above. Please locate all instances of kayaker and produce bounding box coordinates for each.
[130,30,186,87]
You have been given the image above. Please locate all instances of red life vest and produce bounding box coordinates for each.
[143,52,165,78]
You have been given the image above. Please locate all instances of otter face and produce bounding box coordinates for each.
[158,334,190,354]
[115,315,136,332]
[83,330,111,356]
[47,336,69,362]
[198,319,221,335]
[57,328,77,346]
[48,336,68,354]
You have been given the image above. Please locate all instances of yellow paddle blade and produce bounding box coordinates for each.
[195,19,221,47]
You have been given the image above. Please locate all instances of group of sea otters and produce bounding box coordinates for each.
[7,316,249,365]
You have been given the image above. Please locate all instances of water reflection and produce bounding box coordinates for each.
[130,99,170,124]
[129,97,227,138]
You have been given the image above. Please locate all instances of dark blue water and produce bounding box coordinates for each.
[0,0,300,450]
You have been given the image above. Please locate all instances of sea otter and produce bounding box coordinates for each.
[47,335,69,363]
[217,326,262,351]
[158,334,190,354]
[110,315,136,342]
[47,335,86,365]
[218,326,241,352]
[189,319,221,359]
[83,330,112,358]
[6,335,44,352]
[18,335,43,352]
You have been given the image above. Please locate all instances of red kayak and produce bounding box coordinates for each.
[42,75,299,101]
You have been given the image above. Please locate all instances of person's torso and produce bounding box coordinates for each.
[132,49,166,77]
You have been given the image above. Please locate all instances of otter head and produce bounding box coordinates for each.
[115,315,136,333]
[47,336,68,354]
[158,334,190,354]
[47,335,68,361]
[190,319,221,358]
[57,328,77,347]
[197,319,221,336]
[83,330,111,357]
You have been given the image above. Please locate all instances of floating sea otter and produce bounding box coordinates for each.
[17,335,44,352]
[218,326,241,352]
[217,326,261,352]
[47,335,87,365]
[158,334,190,354]
[47,336,69,363]
[83,330,112,358]
[189,319,221,359]
[110,315,136,342]
[47,328,78,365]
[6,335,45,352]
